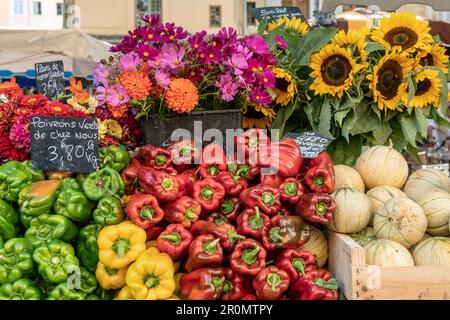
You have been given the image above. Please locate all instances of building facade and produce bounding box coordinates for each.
[0,0,63,29]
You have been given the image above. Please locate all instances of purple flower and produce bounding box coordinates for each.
[234,43,253,61]
[225,53,248,75]
[244,35,271,56]
[251,88,272,105]
[9,115,31,151]
[160,43,186,70]
[119,53,140,72]
[96,85,108,106]
[274,35,288,49]
[188,31,208,51]
[93,63,110,86]
[106,84,129,107]
[216,74,239,102]
[258,69,276,88]
[217,27,238,43]
[136,43,158,60]
[155,70,171,90]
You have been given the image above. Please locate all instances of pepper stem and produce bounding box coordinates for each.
[159,232,181,245]
[201,187,215,200]
[212,276,225,292]
[185,208,197,222]
[284,182,298,196]
[248,136,258,148]
[315,202,328,216]
[220,200,234,214]
[161,178,174,191]
[207,165,219,176]
[262,192,275,205]
[249,207,263,229]
[313,176,324,188]
[227,230,246,244]
[242,246,260,265]
[140,206,155,221]
[112,238,131,258]
[292,258,306,276]
[144,275,160,288]
[222,280,233,294]
[267,273,281,292]
[203,238,220,255]
[235,165,249,177]
[313,277,339,290]
[269,227,282,243]
[155,154,167,166]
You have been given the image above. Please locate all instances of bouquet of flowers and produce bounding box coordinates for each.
[94,15,278,128]
[265,13,449,165]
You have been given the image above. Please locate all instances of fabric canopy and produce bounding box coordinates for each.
[321,0,450,13]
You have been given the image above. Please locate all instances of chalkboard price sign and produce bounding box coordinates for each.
[35,61,65,98]
[285,131,333,159]
[253,6,306,23]
[30,116,99,173]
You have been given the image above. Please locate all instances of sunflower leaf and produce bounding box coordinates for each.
[327,135,362,166]
[294,28,338,66]
[399,114,418,146]
[346,103,379,136]
[390,121,408,152]
[430,107,450,129]
[373,122,392,145]
[270,102,298,136]
[365,41,385,53]
[405,144,421,163]
[303,101,319,131]
[258,18,269,35]
[371,104,381,120]
[318,98,334,139]
[414,108,428,138]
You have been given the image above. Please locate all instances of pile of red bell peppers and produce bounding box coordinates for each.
[121,129,339,300]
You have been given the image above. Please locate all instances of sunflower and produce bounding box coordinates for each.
[332,27,369,62]
[309,44,364,98]
[270,67,297,106]
[367,48,415,111]
[371,12,432,53]
[404,69,442,108]
[267,17,309,35]
[416,43,449,74]
[242,105,276,129]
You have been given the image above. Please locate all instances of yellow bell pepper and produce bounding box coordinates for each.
[98,221,147,269]
[126,251,175,300]
[114,286,134,300]
[95,262,128,290]
[173,273,185,297]
[166,295,180,300]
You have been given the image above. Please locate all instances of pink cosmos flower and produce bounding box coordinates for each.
[244,35,271,56]
[258,69,276,88]
[274,35,288,49]
[251,88,272,105]
[93,63,110,86]
[106,84,129,107]
[136,43,158,60]
[119,53,140,72]
[216,74,239,102]
[225,53,248,75]
[96,85,108,106]
[155,70,171,90]
[160,43,186,70]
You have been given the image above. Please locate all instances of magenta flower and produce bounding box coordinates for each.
[234,43,253,61]
[216,74,239,102]
[155,70,171,90]
[106,84,129,107]
[93,63,110,86]
[251,88,272,105]
[274,35,288,49]
[188,31,208,51]
[225,53,248,75]
[258,69,276,88]
[95,85,109,106]
[9,115,31,151]
[217,27,238,43]
[136,43,158,60]
[160,43,186,70]
[244,35,271,56]
[119,53,140,72]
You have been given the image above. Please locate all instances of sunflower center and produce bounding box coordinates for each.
[415,78,431,96]
[245,106,265,119]
[420,53,434,67]
[320,54,351,86]
[275,78,290,92]
[376,60,403,99]
[384,27,418,50]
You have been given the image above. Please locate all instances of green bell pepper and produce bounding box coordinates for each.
[18,180,61,216]
[22,161,45,182]
[79,267,97,294]
[0,278,41,300]
[53,186,94,224]
[0,199,19,240]
[99,145,130,172]
[20,212,34,230]
[76,224,101,273]
[0,161,33,202]
[92,196,125,226]
[82,168,125,201]
[93,287,115,300]
[76,173,89,186]
[46,282,86,300]
[25,214,78,248]
[0,236,3,249]
[0,238,34,284]
[60,177,82,191]
[32,239,79,284]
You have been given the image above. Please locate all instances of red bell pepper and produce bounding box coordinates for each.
[126,194,165,229]
[252,266,290,300]
[230,238,267,276]
[177,168,197,197]
[146,225,164,241]
[260,174,283,188]
[137,166,183,202]
[276,249,317,282]
[184,234,224,272]
[167,140,199,172]
[199,144,227,179]
[279,178,304,206]
[137,145,172,170]
[157,224,193,261]
[264,138,303,178]
[215,171,249,197]
[261,215,304,251]
[278,207,291,216]
[221,269,254,300]
[235,128,271,166]
[190,220,245,251]
[180,267,226,300]
[219,197,241,222]
[240,185,281,216]
[229,160,261,182]
[121,158,142,195]
[242,294,258,300]
[163,166,178,176]
[236,207,270,241]
[304,152,335,193]
[206,212,229,226]
[164,195,201,228]
[290,269,339,300]
[296,193,336,225]
[192,178,226,212]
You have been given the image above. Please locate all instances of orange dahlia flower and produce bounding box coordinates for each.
[165,78,198,113]
[120,71,152,100]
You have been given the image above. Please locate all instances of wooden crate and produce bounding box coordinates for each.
[328,231,450,300]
